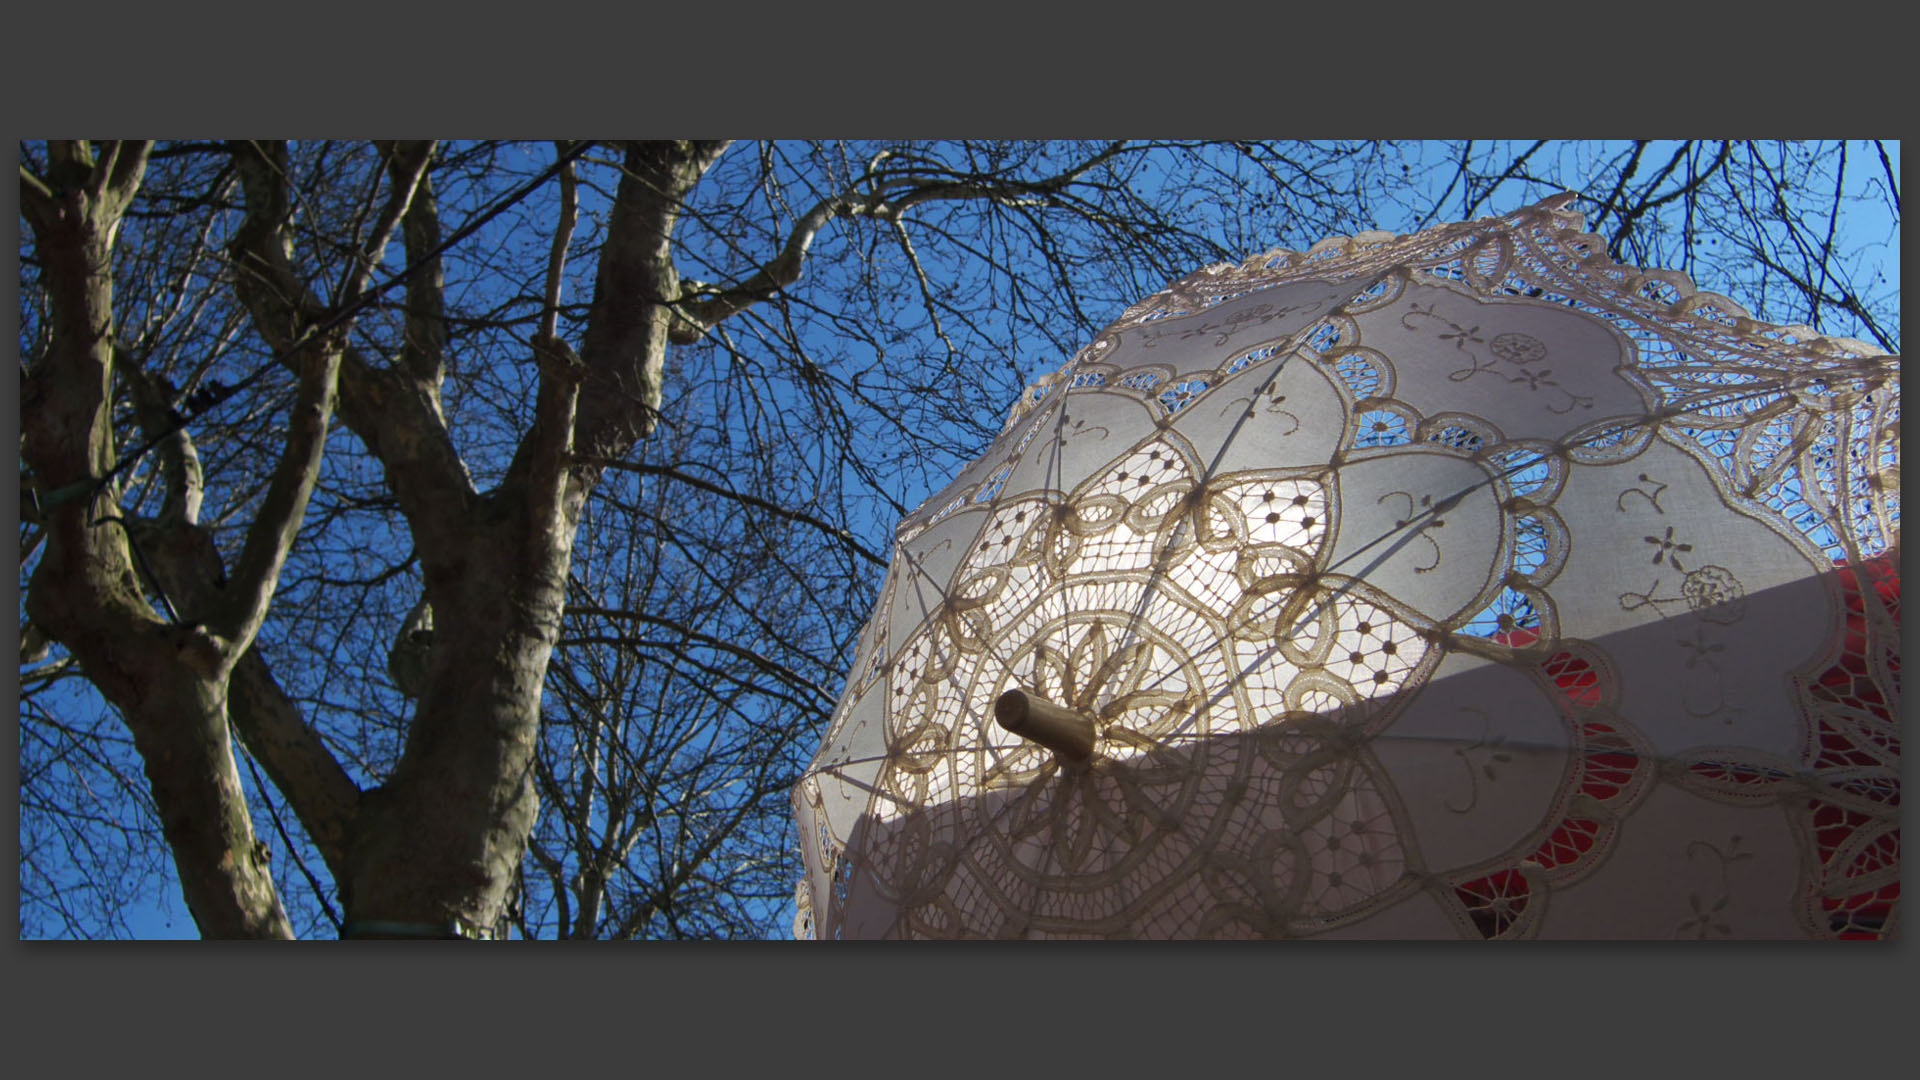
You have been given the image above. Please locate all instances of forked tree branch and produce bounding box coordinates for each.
[18,163,56,221]
[569,141,730,461]
[539,141,580,343]
[112,341,204,527]
[226,650,363,876]
[220,139,438,655]
[119,503,365,878]
[517,140,584,514]
[338,140,435,307]
[208,334,339,653]
[381,142,448,385]
[229,140,477,552]
[22,137,296,938]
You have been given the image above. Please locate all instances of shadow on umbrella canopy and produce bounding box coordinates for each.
[813,557,1896,939]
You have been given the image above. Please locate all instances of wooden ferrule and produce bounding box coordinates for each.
[994,688,1095,766]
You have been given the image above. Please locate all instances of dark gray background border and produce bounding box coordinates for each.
[6,3,1908,1074]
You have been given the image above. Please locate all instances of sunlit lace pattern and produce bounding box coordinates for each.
[795,196,1899,939]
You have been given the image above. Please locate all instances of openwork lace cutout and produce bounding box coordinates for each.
[796,196,1899,939]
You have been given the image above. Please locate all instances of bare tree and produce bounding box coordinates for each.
[16,140,1402,937]
[17,139,1896,938]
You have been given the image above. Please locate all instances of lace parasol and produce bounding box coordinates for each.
[792,195,1900,939]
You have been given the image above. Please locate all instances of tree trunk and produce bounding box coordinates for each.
[332,142,703,937]
[22,147,296,939]
[340,484,585,936]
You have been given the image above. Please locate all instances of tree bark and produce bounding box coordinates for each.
[21,142,297,938]
[334,141,727,935]
[340,499,573,935]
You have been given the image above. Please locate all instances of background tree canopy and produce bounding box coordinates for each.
[16,139,1899,938]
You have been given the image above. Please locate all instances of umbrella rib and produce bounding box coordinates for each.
[1104,270,1406,712]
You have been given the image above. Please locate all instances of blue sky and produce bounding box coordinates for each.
[21,139,1899,940]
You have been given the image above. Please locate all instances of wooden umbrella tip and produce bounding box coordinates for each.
[994,688,1032,733]
[993,687,1094,764]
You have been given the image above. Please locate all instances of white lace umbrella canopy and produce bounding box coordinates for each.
[792,195,1900,940]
